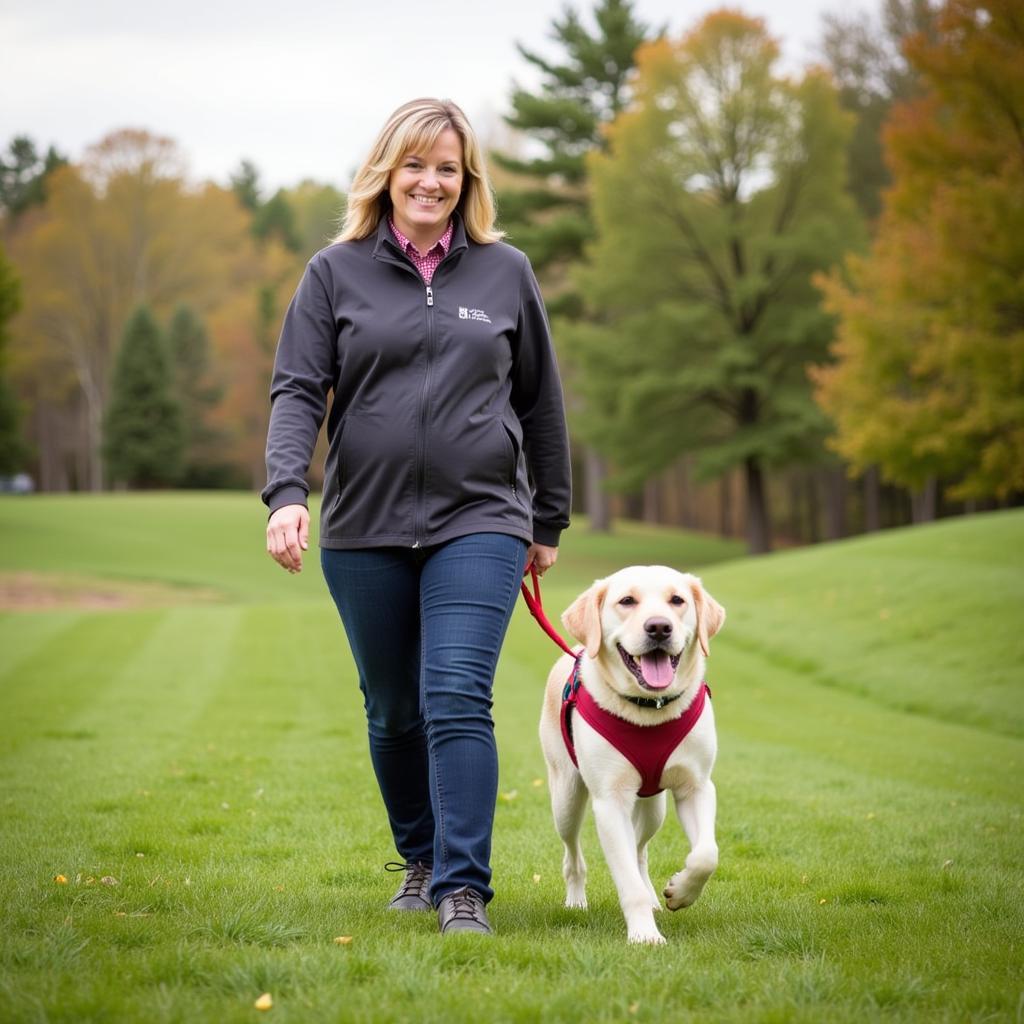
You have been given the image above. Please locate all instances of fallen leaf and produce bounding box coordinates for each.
[114,912,126,917]
[499,790,518,803]
[942,859,954,870]
[54,874,68,885]
[531,778,544,788]
[532,874,541,884]
[819,898,828,905]
[254,992,273,1011]
[100,876,119,886]
[333,936,353,945]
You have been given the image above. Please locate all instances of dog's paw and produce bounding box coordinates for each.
[627,925,666,945]
[564,894,588,910]
[663,870,705,911]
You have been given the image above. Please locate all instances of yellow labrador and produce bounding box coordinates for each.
[539,566,725,944]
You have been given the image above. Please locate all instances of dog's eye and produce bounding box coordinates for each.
[618,596,637,607]
[670,595,686,606]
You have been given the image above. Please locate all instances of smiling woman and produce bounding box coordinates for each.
[260,98,571,937]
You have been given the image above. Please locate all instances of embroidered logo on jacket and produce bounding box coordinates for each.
[458,306,492,324]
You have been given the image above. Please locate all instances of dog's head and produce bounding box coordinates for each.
[562,566,725,697]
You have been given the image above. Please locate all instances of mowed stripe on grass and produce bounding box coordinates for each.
[0,495,1021,1023]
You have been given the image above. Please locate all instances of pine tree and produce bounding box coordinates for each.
[495,0,653,530]
[103,306,184,488]
[166,304,223,485]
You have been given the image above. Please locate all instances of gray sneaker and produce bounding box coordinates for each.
[385,861,432,911]
[437,886,492,935]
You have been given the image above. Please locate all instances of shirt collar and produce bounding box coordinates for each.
[388,216,453,258]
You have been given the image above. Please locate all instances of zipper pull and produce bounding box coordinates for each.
[425,286,434,307]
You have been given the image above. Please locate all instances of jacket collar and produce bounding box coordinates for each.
[373,210,469,262]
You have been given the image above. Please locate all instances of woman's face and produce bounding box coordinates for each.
[388,127,464,246]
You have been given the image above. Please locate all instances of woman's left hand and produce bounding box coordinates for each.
[525,543,558,577]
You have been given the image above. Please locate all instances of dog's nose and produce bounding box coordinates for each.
[644,617,673,640]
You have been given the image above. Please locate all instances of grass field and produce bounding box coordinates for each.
[0,494,1021,1023]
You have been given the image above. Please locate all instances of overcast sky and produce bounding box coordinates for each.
[3,0,867,193]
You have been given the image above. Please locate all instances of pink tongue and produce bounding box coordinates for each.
[640,651,674,689]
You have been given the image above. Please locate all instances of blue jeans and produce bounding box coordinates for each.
[321,532,528,905]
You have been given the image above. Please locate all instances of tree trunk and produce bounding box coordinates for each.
[719,472,733,538]
[863,465,881,532]
[744,456,772,554]
[824,465,846,541]
[584,445,612,532]
[642,477,660,524]
[911,478,938,523]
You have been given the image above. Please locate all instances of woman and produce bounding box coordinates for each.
[261,98,571,935]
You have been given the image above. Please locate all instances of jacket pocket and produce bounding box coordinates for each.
[500,421,522,499]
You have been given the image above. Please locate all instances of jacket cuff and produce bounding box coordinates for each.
[532,522,563,547]
[266,485,310,517]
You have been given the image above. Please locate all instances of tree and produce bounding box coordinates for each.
[814,0,1024,510]
[6,129,296,490]
[103,306,184,487]
[568,11,863,553]
[818,0,936,222]
[496,0,653,530]
[166,304,223,485]
[0,136,67,223]
[230,159,262,212]
[0,241,27,474]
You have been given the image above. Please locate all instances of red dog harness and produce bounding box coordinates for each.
[560,657,710,798]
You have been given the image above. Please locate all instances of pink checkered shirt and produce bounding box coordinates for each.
[388,217,453,284]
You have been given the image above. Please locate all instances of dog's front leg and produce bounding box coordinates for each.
[592,794,666,944]
[664,780,718,910]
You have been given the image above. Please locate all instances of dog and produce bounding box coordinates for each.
[539,565,725,944]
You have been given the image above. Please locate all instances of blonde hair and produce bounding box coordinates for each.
[335,98,503,245]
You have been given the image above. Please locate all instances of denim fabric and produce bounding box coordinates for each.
[321,532,528,905]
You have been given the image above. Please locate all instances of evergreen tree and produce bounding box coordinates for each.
[103,306,184,488]
[167,304,223,485]
[0,136,67,221]
[496,0,653,314]
[568,12,863,554]
[0,241,27,475]
[495,0,653,530]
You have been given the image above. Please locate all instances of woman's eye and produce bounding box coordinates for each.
[670,595,686,606]
[618,596,637,607]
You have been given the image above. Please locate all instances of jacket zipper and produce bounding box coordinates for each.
[412,283,435,549]
[375,238,460,549]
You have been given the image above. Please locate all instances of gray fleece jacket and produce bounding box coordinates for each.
[261,214,571,550]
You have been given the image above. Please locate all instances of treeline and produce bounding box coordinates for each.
[1,0,1021,553]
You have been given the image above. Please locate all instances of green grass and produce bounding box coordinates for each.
[1,494,1022,1023]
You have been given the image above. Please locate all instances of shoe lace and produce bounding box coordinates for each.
[445,888,485,922]
[384,861,430,899]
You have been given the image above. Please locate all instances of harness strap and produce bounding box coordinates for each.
[561,676,709,797]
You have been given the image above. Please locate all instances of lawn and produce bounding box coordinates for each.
[0,494,1021,1023]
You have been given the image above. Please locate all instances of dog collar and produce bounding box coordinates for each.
[622,692,684,710]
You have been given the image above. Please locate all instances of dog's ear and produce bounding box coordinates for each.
[562,580,608,659]
[690,580,726,658]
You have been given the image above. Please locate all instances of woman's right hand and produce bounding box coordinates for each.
[266,504,310,574]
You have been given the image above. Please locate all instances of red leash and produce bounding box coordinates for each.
[520,566,577,658]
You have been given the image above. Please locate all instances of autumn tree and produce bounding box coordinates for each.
[814,0,1024,513]
[568,11,863,553]
[496,0,653,530]
[103,306,184,487]
[7,129,296,490]
[0,241,27,474]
